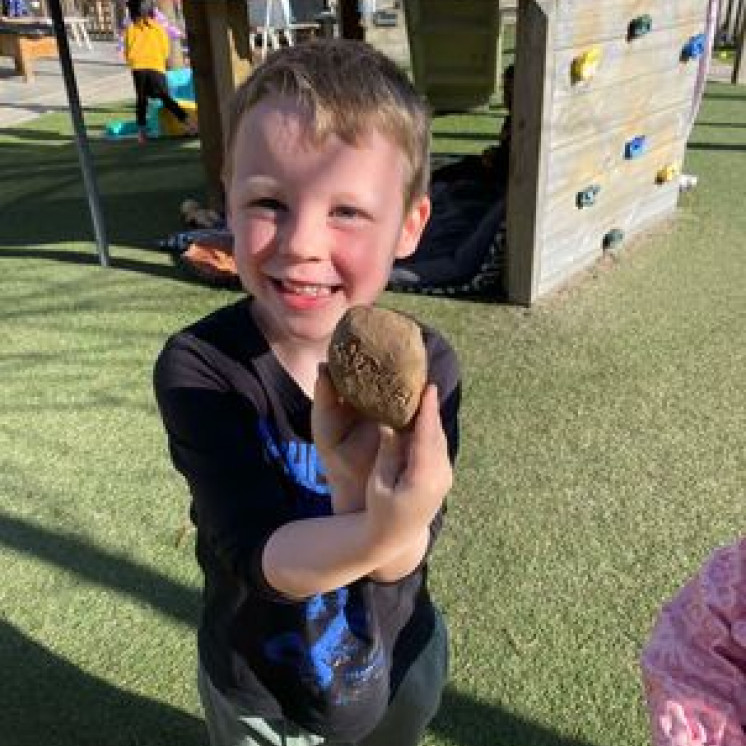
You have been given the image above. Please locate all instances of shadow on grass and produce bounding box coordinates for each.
[0,511,200,627]
[0,511,203,744]
[0,245,225,288]
[0,137,206,273]
[0,127,78,142]
[1,619,205,746]
[0,513,593,744]
[432,688,596,746]
[695,121,746,128]
[702,91,746,100]
[687,141,746,152]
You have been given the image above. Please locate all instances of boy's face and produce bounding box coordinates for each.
[226,96,430,357]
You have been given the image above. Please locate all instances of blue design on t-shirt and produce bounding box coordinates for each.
[257,418,330,517]
[255,419,384,703]
[264,588,384,701]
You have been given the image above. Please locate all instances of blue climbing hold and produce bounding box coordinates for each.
[625,135,648,159]
[628,14,653,40]
[681,33,706,62]
[576,184,601,209]
[603,228,625,252]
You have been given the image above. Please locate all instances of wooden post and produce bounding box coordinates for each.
[157,0,186,70]
[733,1,746,85]
[181,0,252,210]
[505,0,553,305]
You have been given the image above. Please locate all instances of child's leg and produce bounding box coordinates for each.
[132,70,149,129]
[356,608,449,746]
[197,660,324,746]
[148,70,195,128]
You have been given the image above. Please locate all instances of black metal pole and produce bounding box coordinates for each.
[47,0,110,267]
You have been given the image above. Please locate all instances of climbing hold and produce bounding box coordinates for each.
[681,33,706,62]
[603,228,625,252]
[628,14,653,40]
[571,47,602,84]
[656,163,680,184]
[576,184,601,209]
[625,135,648,160]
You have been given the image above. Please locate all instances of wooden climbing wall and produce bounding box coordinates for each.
[506,0,710,304]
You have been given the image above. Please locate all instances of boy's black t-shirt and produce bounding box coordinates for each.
[153,298,460,742]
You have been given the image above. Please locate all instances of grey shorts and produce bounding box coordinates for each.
[197,609,449,746]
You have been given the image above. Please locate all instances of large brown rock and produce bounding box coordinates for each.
[327,306,427,429]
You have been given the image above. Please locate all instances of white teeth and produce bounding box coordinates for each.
[281,280,332,297]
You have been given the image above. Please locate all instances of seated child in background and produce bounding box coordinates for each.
[641,538,746,746]
[154,39,461,746]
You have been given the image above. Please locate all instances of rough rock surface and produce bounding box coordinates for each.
[327,306,427,429]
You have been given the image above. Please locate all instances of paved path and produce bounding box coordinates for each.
[0,40,132,129]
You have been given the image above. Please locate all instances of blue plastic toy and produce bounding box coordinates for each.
[105,116,159,140]
[106,68,195,140]
[163,67,195,102]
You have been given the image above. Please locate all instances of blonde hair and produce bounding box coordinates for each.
[224,39,431,209]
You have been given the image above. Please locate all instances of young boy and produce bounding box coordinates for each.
[154,40,461,746]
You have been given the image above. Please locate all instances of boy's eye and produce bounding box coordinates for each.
[331,204,364,220]
[249,197,286,213]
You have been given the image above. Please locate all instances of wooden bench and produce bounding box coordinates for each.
[0,22,58,83]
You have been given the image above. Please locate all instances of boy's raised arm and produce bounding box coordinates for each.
[262,386,452,598]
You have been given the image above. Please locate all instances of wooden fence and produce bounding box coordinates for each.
[717,0,745,45]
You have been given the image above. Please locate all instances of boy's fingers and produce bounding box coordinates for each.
[400,385,450,490]
[371,426,405,491]
[313,364,335,407]
[312,365,355,447]
[312,366,341,441]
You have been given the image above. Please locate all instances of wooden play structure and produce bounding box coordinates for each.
[505,0,713,303]
[179,0,731,305]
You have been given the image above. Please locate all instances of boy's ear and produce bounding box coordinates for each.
[394,193,431,260]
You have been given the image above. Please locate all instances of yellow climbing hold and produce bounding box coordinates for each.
[572,47,602,83]
[656,163,680,184]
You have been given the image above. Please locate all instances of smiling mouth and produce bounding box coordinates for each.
[276,279,338,297]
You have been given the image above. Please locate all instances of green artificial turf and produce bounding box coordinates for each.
[1,84,745,746]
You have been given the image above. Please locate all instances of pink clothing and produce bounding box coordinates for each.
[641,538,746,746]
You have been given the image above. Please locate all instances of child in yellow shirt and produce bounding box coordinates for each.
[124,0,196,143]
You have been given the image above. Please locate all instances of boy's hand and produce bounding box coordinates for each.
[364,385,452,549]
[312,365,380,514]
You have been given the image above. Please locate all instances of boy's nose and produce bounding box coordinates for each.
[280,211,326,261]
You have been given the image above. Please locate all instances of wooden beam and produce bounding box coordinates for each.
[182,0,252,210]
[156,0,186,70]
[505,0,554,305]
[733,1,746,85]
